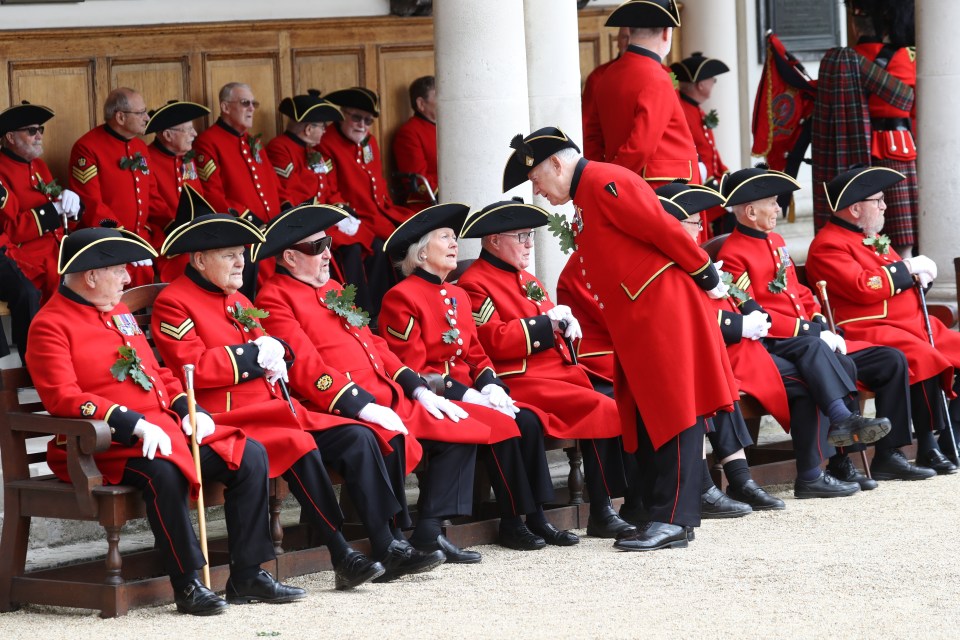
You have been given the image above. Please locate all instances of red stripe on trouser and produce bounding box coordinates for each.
[588,440,611,497]
[489,447,517,516]
[127,466,187,574]
[669,438,681,523]
[921,383,935,430]
[287,467,337,531]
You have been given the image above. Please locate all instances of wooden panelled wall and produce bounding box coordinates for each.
[0,8,679,187]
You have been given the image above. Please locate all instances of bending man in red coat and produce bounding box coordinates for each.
[27,226,305,615]
[806,165,959,473]
[392,76,438,211]
[511,126,736,552]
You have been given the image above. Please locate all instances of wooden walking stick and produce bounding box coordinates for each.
[816,280,873,478]
[182,364,211,589]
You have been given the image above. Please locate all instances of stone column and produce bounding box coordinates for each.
[434,0,531,262]
[915,0,960,302]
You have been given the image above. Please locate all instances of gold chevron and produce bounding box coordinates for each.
[735,272,751,291]
[473,298,495,326]
[274,163,294,179]
[198,159,217,181]
[159,318,195,340]
[385,317,415,342]
[71,165,98,184]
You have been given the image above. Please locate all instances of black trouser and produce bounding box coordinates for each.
[764,335,858,408]
[417,439,477,518]
[839,346,912,454]
[581,437,628,504]
[633,412,704,528]
[121,438,275,580]
[706,402,754,460]
[484,408,555,517]
[589,376,645,510]
[0,250,41,363]
[335,239,395,323]
[284,449,345,533]
[773,352,834,473]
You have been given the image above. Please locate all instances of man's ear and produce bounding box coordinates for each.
[83,269,98,289]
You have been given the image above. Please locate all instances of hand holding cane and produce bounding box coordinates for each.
[183,364,211,589]
[558,319,579,366]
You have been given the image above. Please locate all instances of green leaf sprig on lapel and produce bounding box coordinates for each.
[36,177,63,199]
[524,280,546,303]
[863,234,892,255]
[110,345,153,391]
[768,262,788,294]
[183,149,197,163]
[442,328,461,344]
[546,213,575,255]
[247,133,264,163]
[703,109,720,129]
[119,152,149,173]
[230,301,269,331]
[306,150,325,172]
[323,284,370,328]
[720,270,749,304]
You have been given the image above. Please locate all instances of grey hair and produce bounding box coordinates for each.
[552,147,581,163]
[104,87,136,121]
[396,231,434,277]
[219,82,250,104]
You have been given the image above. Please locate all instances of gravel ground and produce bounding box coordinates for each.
[2,475,959,639]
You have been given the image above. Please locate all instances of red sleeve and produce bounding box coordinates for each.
[610,81,673,175]
[379,289,432,374]
[71,135,118,227]
[393,120,429,179]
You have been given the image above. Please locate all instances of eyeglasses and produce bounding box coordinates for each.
[15,125,44,136]
[228,99,260,109]
[290,236,333,255]
[499,230,536,244]
[347,113,375,126]
[862,196,885,206]
[120,110,149,117]
[681,219,704,230]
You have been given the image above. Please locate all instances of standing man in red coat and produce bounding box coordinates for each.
[26,226,307,614]
[392,76,438,211]
[70,87,155,287]
[582,0,699,187]
[0,102,82,301]
[581,27,629,160]
[510,126,736,551]
[806,166,959,473]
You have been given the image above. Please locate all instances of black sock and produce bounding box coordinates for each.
[230,564,261,582]
[701,459,715,493]
[828,452,848,467]
[368,524,397,559]
[917,430,938,456]
[500,515,523,529]
[826,398,852,424]
[409,517,442,547]
[170,569,199,592]
[722,458,751,489]
[798,466,821,482]
[589,495,613,516]
[525,507,548,527]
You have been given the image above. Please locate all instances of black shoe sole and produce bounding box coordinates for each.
[869,471,936,481]
[828,421,892,448]
[226,591,306,605]
[176,602,229,616]
[586,524,637,539]
[614,537,689,552]
[794,487,860,499]
[372,554,446,583]
[335,564,386,590]
[700,507,752,519]
[497,536,546,551]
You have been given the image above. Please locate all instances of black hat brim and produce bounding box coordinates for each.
[278,96,344,123]
[161,213,266,257]
[0,104,55,136]
[459,201,550,238]
[655,183,725,220]
[502,127,580,192]
[323,88,380,117]
[383,203,470,261]
[252,202,349,261]
[720,170,801,207]
[605,0,680,28]
[58,227,157,274]
[824,166,905,212]
[671,57,730,83]
[145,102,210,134]
[164,184,218,235]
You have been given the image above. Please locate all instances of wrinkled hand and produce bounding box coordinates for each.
[820,330,847,355]
[134,419,172,460]
[182,411,216,444]
[336,215,361,237]
[358,403,408,434]
[481,383,520,417]
[413,386,468,422]
[741,310,771,341]
[706,280,729,299]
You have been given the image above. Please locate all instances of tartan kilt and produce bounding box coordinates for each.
[874,157,917,248]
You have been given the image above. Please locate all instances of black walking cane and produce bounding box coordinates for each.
[558,319,578,366]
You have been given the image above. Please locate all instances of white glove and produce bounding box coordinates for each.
[546,305,572,332]
[133,419,172,460]
[182,411,216,444]
[561,315,582,341]
[698,161,708,183]
[357,403,408,435]
[461,388,486,406]
[905,255,938,282]
[253,336,286,382]
[130,258,153,267]
[713,260,723,272]
[413,386,468,422]
[820,330,847,355]
[481,383,520,417]
[335,216,361,237]
[740,310,771,341]
[58,189,81,217]
[707,280,729,300]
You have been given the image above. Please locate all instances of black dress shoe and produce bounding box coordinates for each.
[334,550,385,590]
[225,569,306,604]
[726,479,787,510]
[701,485,752,519]
[414,534,482,564]
[175,579,229,616]
[794,471,860,499]
[586,506,638,539]
[527,521,580,546]
[826,455,878,491]
[613,522,688,552]
[916,449,959,475]
[373,539,445,582]
[497,523,546,551]
[871,449,937,481]
[827,413,892,447]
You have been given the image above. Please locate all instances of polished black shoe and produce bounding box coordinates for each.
[827,413,892,447]
[527,521,580,546]
[701,485,752,519]
[413,534,482,564]
[916,449,959,475]
[497,523,546,551]
[613,522,688,552]
[225,569,306,604]
[373,539,446,582]
[586,506,638,539]
[826,455,878,491]
[175,579,229,616]
[871,449,937,481]
[726,479,787,510]
[794,471,860,499]
[334,550,385,590]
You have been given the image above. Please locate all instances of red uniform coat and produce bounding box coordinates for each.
[392,114,438,210]
[581,58,617,161]
[146,142,202,282]
[458,253,621,440]
[151,268,379,478]
[556,251,615,383]
[854,42,917,161]
[569,159,738,451]
[0,149,65,299]
[27,288,246,498]
[582,46,700,186]
[257,272,516,453]
[806,218,960,388]
[318,127,414,249]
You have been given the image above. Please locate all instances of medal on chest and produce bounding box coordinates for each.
[362,143,374,165]
[112,313,143,336]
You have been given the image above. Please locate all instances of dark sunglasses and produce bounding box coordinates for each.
[290,236,333,255]
[16,125,44,136]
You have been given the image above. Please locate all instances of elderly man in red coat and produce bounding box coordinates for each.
[0,102,81,301]
[581,27,629,159]
[152,213,443,583]
[806,166,959,473]
[510,126,736,551]
[582,0,699,187]
[26,226,308,615]
[392,76,438,211]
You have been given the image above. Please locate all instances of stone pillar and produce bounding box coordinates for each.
[434,0,531,262]
[915,0,960,302]
[520,0,583,292]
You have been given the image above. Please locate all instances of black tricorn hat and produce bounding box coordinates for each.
[323,87,380,117]
[720,166,801,207]
[655,182,725,220]
[823,166,905,212]
[670,53,730,83]
[383,202,471,261]
[145,100,210,135]
[58,227,157,275]
[502,127,581,192]
[161,213,266,257]
[252,200,349,262]
[164,184,217,235]
[0,101,55,136]
[278,91,344,124]
[459,199,550,238]
[605,0,681,28]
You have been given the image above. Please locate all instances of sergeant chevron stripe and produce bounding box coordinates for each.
[736,272,751,291]
[198,159,217,181]
[274,163,294,179]
[385,317,415,341]
[473,298,495,326]
[71,165,98,184]
[159,318,195,340]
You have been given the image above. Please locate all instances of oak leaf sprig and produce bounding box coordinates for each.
[323,284,370,328]
[110,345,153,391]
[230,302,269,331]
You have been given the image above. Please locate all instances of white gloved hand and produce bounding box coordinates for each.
[820,330,847,354]
[58,189,81,217]
[561,315,582,341]
[133,419,172,460]
[182,411,216,444]
[916,271,934,288]
[713,260,723,272]
[698,161,708,183]
[413,386,468,422]
[357,402,408,434]
[546,304,573,332]
[740,310,771,340]
[481,383,520,417]
[707,280,730,300]
[905,255,938,281]
[335,216,361,237]
[254,336,288,384]
[129,258,153,267]
[461,388,486,405]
